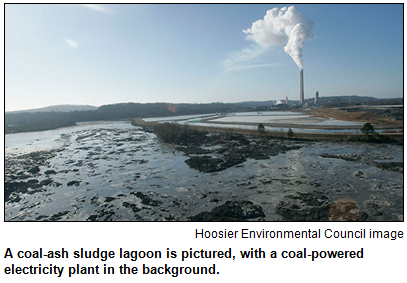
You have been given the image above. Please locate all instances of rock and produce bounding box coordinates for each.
[28,166,40,174]
[49,210,69,221]
[320,153,361,162]
[123,202,141,212]
[87,215,98,221]
[175,146,210,155]
[373,162,403,173]
[44,170,57,175]
[105,197,117,202]
[131,192,162,206]
[188,200,265,221]
[5,180,40,202]
[328,199,368,221]
[67,180,81,186]
[276,191,331,221]
[40,179,53,186]
[185,154,246,173]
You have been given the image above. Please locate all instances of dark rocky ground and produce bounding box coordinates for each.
[188,200,265,221]
[153,129,403,221]
[170,132,303,173]
[5,150,62,203]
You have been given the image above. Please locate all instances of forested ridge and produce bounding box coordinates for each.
[5,102,250,134]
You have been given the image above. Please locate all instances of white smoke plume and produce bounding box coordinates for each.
[243,6,313,70]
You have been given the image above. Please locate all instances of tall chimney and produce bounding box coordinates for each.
[300,69,304,104]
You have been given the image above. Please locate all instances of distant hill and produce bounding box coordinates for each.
[235,100,276,107]
[236,96,394,107]
[7,96,399,114]
[313,95,378,104]
[7,104,98,113]
[309,96,403,107]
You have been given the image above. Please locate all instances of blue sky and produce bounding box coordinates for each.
[5,4,403,111]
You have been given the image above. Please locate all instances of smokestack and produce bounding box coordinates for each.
[300,69,304,104]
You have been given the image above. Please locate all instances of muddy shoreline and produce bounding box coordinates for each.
[173,133,304,173]
[4,122,404,221]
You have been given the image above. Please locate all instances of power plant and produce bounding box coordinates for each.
[299,69,304,104]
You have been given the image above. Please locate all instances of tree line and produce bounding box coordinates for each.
[5,102,251,134]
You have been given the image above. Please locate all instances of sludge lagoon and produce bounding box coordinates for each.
[4,121,403,221]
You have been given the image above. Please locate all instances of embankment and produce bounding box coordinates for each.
[131,118,403,142]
